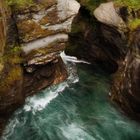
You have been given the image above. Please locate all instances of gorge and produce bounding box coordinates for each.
[0,0,140,139]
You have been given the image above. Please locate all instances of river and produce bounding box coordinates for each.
[1,57,140,140]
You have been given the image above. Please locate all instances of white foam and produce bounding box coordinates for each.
[61,52,91,64]
[60,123,95,140]
[24,82,69,112]
[1,118,20,140]
[23,59,79,112]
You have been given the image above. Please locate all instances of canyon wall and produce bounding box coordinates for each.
[0,0,80,134]
[66,0,140,120]
[0,0,140,135]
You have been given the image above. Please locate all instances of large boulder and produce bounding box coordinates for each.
[94,2,125,27]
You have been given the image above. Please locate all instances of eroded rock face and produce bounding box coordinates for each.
[0,0,80,134]
[0,0,7,72]
[23,57,67,97]
[67,0,140,121]
[0,1,7,54]
[66,5,127,73]
[0,0,79,113]
[94,1,140,121]
[0,0,23,112]
[14,0,80,71]
[0,0,24,135]
[111,28,140,120]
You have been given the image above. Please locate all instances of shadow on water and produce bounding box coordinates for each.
[2,62,140,140]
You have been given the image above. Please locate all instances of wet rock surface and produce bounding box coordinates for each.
[66,1,140,121]
[0,0,140,136]
[66,5,126,73]
[23,57,68,97]
[0,0,79,135]
[111,27,140,120]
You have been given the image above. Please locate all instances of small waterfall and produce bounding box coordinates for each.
[61,52,91,64]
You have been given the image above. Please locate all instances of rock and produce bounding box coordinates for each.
[0,0,7,56]
[15,0,80,44]
[23,57,68,97]
[0,0,80,135]
[111,27,140,120]
[100,23,127,59]
[14,0,80,68]
[94,2,126,28]
[0,0,24,118]
[22,34,68,54]
[66,6,126,74]
[0,0,8,74]
[67,0,140,121]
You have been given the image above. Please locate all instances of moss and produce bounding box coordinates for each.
[17,19,58,42]
[0,45,23,94]
[0,66,22,93]
[77,0,107,14]
[4,46,23,64]
[6,0,34,8]
[128,18,140,31]
[6,0,57,11]
[115,0,140,10]
[0,62,4,73]
[78,0,140,15]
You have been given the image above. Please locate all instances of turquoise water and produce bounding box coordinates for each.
[2,62,140,140]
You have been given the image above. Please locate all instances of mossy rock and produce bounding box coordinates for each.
[6,0,34,9]
[6,0,57,12]
[0,44,23,93]
[0,65,22,93]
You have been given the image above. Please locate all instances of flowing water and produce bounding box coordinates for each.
[1,57,140,140]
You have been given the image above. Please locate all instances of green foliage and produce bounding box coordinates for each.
[4,46,23,64]
[77,0,107,12]
[6,0,34,8]
[77,0,140,13]
[115,0,140,9]
[0,45,23,93]
[128,18,140,30]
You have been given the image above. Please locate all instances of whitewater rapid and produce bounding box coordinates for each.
[23,53,89,113]
[2,54,140,140]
